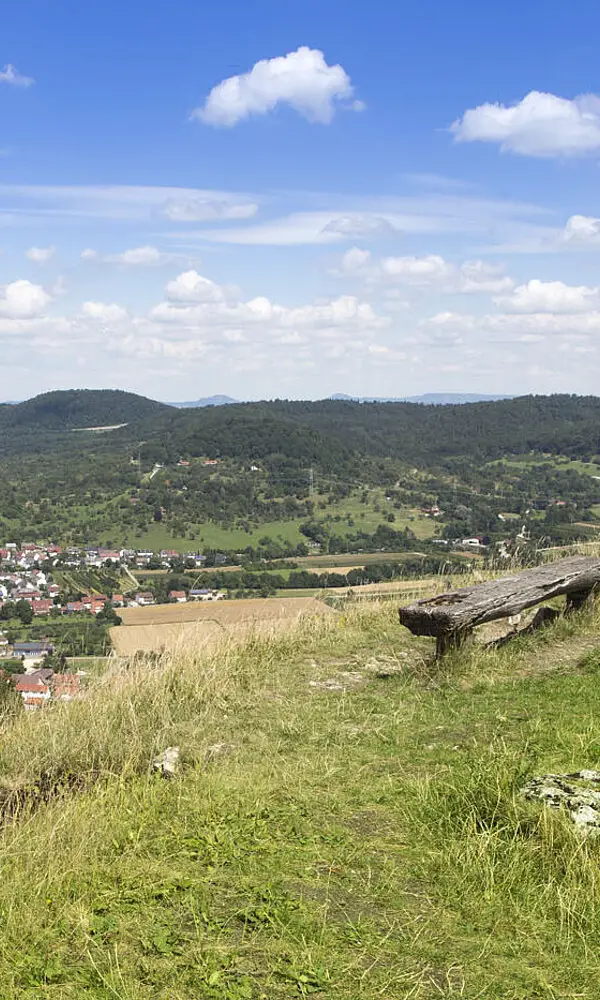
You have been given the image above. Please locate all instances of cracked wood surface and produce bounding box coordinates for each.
[399,555,600,638]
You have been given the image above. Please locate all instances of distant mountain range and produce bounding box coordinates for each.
[170,395,238,408]
[169,392,514,408]
[4,392,514,409]
[330,393,514,405]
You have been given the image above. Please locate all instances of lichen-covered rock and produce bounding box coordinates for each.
[521,770,600,833]
[153,746,180,778]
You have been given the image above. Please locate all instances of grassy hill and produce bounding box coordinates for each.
[2,594,600,995]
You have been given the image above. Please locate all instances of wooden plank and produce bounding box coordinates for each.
[399,555,600,640]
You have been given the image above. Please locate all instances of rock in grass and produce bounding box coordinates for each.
[153,746,180,779]
[521,770,600,834]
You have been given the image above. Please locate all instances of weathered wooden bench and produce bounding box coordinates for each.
[399,555,600,657]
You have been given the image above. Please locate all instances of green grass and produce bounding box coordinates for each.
[488,453,600,477]
[316,495,437,540]
[115,519,307,553]
[3,601,600,994]
[101,493,438,553]
[65,656,112,675]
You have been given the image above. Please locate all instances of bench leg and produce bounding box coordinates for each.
[565,588,594,614]
[436,629,472,658]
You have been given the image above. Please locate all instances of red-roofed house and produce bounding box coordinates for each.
[32,599,53,616]
[15,590,42,602]
[14,671,51,709]
[51,673,81,702]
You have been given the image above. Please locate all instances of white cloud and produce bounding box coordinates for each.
[451,91,600,157]
[26,246,56,263]
[380,253,454,285]
[320,215,398,238]
[193,46,357,127]
[0,64,34,87]
[180,193,551,247]
[495,279,600,314]
[160,196,258,222]
[0,184,259,224]
[336,249,514,294]
[107,246,168,266]
[0,279,51,318]
[81,301,129,323]
[559,214,600,245]
[419,307,600,343]
[165,270,228,303]
[151,286,388,340]
[458,260,514,294]
[82,246,174,266]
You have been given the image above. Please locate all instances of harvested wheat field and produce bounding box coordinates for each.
[110,596,333,655]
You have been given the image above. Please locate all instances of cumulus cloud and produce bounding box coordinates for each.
[0,64,34,87]
[193,46,358,126]
[81,301,129,323]
[380,253,454,285]
[165,270,228,304]
[457,260,514,294]
[335,249,514,293]
[152,284,388,341]
[559,214,600,245]
[451,91,600,157]
[419,308,600,345]
[0,279,51,318]
[494,279,600,314]
[160,196,258,222]
[26,246,56,263]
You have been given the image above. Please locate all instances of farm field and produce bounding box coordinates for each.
[291,549,445,570]
[111,596,332,655]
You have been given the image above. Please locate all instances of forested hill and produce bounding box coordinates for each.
[2,390,600,467]
[148,394,600,465]
[262,395,600,462]
[145,409,358,472]
[0,389,171,432]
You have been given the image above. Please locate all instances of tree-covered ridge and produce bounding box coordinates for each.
[263,394,600,462]
[0,388,171,432]
[144,409,360,472]
[3,390,600,466]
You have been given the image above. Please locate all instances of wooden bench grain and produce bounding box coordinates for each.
[398,555,600,657]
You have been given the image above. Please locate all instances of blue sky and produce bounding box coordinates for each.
[2,0,600,400]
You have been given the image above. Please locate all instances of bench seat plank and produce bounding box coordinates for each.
[399,555,600,640]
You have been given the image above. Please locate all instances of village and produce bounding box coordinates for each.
[0,541,226,709]
[0,541,224,616]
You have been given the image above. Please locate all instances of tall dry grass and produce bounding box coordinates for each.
[0,602,392,813]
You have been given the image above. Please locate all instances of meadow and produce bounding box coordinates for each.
[100,495,437,553]
[1,591,600,995]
